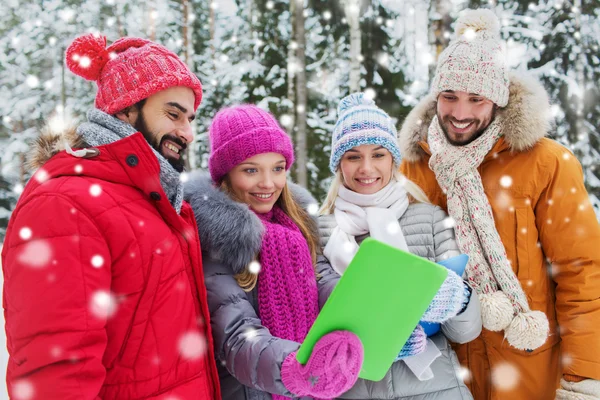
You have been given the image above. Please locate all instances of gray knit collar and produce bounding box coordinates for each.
[77,108,184,213]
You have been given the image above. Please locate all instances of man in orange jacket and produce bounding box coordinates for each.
[399,8,600,400]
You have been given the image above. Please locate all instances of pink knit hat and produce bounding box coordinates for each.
[208,105,294,183]
[65,33,202,115]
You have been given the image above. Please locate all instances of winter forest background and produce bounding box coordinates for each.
[0,0,599,396]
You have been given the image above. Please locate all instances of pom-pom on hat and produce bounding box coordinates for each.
[208,105,294,184]
[431,9,509,107]
[329,92,401,173]
[65,33,203,115]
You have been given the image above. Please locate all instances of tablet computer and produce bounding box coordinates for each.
[296,237,448,381]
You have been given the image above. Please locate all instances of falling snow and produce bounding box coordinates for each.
[17,239,52,268]
[18,227,32,240]
[11,380,34,400]
[90,290,117,319]
[248,261,261,274]
[178,331,206,360]
[491,362,519,391]
[91,255,104,268]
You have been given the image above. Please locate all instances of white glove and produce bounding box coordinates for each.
[556,378,600,400]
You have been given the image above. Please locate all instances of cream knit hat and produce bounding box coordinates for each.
[431,9,509,107]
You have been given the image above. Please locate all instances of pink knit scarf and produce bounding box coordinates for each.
[255,207,319,400]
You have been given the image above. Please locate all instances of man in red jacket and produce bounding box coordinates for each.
[2,33,221,399]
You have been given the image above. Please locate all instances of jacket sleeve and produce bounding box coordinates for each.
[316,254,340,309]
[2,195,110,399]
[431,205,482,343]
[202,256,300,396]
[537,152,600,380]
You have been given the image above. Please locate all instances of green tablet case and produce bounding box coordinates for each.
[296,237,449,381]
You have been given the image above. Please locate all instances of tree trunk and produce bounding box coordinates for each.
[429,0,452,84]
[286,0,296,136]
[572,0,585,147]
[294,0,307,187]
[182,0,195,170]
[344,0,361,92]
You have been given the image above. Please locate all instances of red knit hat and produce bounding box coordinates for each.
[65,33,202,114]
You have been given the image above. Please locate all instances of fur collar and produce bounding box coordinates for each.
[184,171,318,274]
[399,72,553,162]
[27,124,86,171]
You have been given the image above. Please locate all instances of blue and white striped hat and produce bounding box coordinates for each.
[329,92,402,173]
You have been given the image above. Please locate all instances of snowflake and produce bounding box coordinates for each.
[89,184,102,197]
[50,346,63,358]
[307,203,319,216]
[25,75,39,88]
[91,255,104,268]
[324,10,332,20]
[280,114,293,127]
[248,261,261,274]
[74,164,83,174]
[79,56,91,68]
[499,175,513,188]
[442,216,456,229]
[90,290,117,319]
[456,366,471,383]
[178,331,206,360]
[364,88,376,100]
[12,379,34,400]
[266,1,274,9]
[19,227,32,240]
[18,240,52,269]
[244,327,258,340]
[179,172,189,183]
[491,362,519,391]
[35,169,49,184]
[464,28,477,41]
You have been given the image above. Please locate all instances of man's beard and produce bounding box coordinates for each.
[134,111,187,172]
[437,108,496,147]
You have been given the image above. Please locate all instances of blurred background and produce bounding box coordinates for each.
[0,0,599,396]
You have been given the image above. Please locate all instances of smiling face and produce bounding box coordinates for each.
[116,86,196,172]
[339,144,394,195]
[436,90,496,146]
[227,152,287,214]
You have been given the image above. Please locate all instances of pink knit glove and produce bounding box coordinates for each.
[281,331,363,399]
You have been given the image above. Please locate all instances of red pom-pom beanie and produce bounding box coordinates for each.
[65,33,202,114]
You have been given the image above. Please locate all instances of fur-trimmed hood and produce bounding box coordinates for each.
[27,125,87,171]
[184,171,318,274]
[399,72,552,162]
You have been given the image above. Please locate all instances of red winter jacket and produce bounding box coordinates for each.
[2,129,221,399]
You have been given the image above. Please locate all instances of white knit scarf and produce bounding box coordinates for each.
[324,179,442,380]
[324,180,409,275]
[428,115,548,350]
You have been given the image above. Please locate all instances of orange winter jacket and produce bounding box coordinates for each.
[399,73,600,400]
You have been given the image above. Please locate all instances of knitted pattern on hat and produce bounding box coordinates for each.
[209,105,294,183]
[329,93,401,173]
[428,115,549,350]
[65,33,202,114]
[431,9,509,107]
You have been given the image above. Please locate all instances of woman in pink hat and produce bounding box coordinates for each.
[184,104,364,400]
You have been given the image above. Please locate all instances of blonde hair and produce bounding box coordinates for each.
[221,178,319,292]
[319,169,430,215]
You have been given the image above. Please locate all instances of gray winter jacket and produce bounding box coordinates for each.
[318,202,481,399]
[184,172,337,400]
